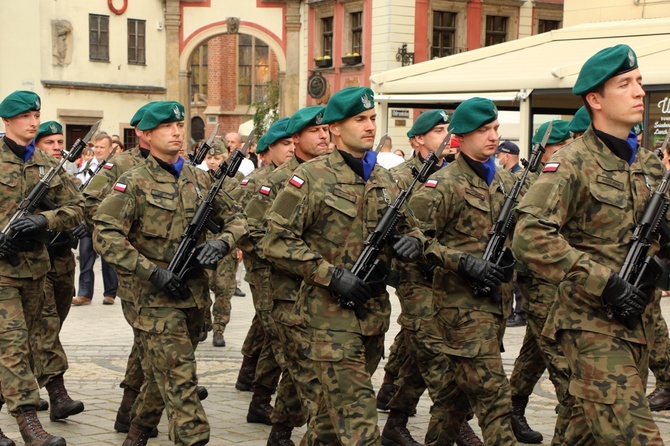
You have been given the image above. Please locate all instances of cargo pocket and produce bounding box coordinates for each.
[569,377,617,404]
[141,192,177,238]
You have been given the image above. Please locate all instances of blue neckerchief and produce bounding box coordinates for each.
[439,158,448,168]
[172,157,185,178]
[626,131,638,165]
[362,150,377,181]
[24,140,35,162]
[483,156,496,186]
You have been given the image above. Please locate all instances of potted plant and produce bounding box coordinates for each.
[314,55,332,68]
[342,52,362,65]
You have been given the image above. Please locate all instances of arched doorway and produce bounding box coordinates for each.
[191,116,205,142]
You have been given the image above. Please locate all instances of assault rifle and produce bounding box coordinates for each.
[189,123,220,166]
[612,142,670,329]
[168,128,255,280]
[338,132,450,319]
[471,121,553,301]
[79,145,118,191]
[0,121,101,266]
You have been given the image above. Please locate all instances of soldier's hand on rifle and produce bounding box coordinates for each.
[70,222,90,239]
[392,235,422,261]
[196,240,230,267]
[9,214,48,236]
[458,254,505,288]
[0,233,18,257]
[601,272,648,316]
[329,267,372,310]
[150,267,190,300]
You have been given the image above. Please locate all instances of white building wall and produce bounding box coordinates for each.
[564,0,670,27]
[371,0,416,74]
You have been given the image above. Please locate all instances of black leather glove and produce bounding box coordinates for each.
[392,235,422,261]
[458,254,505,288]
[196,240,230,267]
[601,272,648,316]
[70,222,90,239]
[0,233,18,258]
[9,214,48,235]
[329,267,372,310]
[149,267,190,300]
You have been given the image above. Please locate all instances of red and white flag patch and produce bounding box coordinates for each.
[259,185,271,196]
[542,163,560,173]
[241,179,250,186]
[113,183,127,193]
[425,179,438,188]
[103,162,114,170]
[289,175,305,188]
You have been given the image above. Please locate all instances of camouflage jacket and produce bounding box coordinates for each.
[0,142,83,279]
[92,154,248,309]
[411,154,517,315]
[390,156,440,327]
[512,128,666,344]
[263,148,425,336]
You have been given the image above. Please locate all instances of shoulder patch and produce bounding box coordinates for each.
[103,162,114,170]
[259,185,271,196]
[425,179,438,188]
[543,162,560,173]
[241,179,250,186]
[113,183,127,193]
[289,175,305,188]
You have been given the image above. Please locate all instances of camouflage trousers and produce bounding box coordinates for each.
[120,299,145,393]
[271,300,315,428]
[303,329,384,446]
[509,313,573,445]
[558,329,662,445]
[387,317,455,421]
[429,308,517,446]
[650,305,670,389]
[34,264,75,387]
[383,329,408,379]
[207,251,237,334]
[132,305,209,446]
[0,275,44,415]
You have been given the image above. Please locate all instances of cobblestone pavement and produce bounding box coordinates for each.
[2,263,668,445]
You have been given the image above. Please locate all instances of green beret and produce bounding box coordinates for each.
[322,87,375,124]
[407,109,450,138]
[532,120,572,145]
[137,101,185,131]
[448,98,497,135]
[130,102,157,127]
[286,106,326,135]
[568,106,590,134]
[256,117,291,153]
[0,90,41,119]
[35,121,63,142]
[208,139,225,156]
[573,44,638,96]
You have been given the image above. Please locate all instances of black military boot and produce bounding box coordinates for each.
[381,410,422,446]
[455,421,483,446]
[376,371,396,411]
[511,395,543,444]
[37,399,48,411]
[266,422,295,446]
[16,406,65,446]
[647,387,670,411]
[236,354,259,392]
[122,424,151,446]
[196,385,208,401]
[247,385,274,425]
[45,374,85,421]
[114,387,139,433]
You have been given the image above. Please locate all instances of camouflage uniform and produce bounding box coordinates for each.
[411,154,518,445]
[384,156,454,422]
[650,306,670,389]
[84,145,148,395]
[512,128,665,444]
[263,148,425,445]
[231,163,281,391]
[0,140,83,415]
[93,154,247,445]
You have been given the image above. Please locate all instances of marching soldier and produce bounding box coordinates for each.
[0,90,83,446]
[512,44,665,444]
[263,87,424,445]
[33,120,86,423]
[93,101,247,446]
[411,97,518,444]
